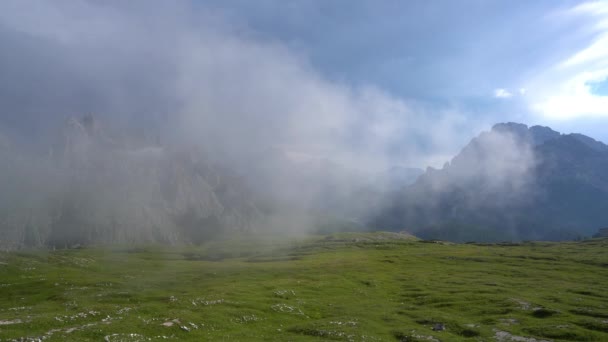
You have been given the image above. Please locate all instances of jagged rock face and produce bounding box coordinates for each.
[529,125,561,145]
[1,116,262,248]
[568,133,608,152]
[493,122,561,146]
[374,123,608,242]
[419,124,537,198]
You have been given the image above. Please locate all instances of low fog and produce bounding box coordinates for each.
[0,1,544,248]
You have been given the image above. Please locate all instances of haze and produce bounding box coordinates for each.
[1,0,607,247]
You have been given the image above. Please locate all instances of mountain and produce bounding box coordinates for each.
[0,115,262,248]
[0,114,424,248]
[373,123,608,242]
[5,115,604,246]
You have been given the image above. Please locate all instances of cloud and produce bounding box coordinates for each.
[0,0,486,171]
[0,0,503,246]
[528,1,608,120]
[494,88,513,98]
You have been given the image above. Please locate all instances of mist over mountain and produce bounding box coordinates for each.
[0,1,461,248]
[1,2,607,248]
[0,113,425,248]
[0,115,264,248]
[374,123,608,242]
[2,115,606,247]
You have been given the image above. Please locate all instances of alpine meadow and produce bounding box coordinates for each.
[1,1,607,341]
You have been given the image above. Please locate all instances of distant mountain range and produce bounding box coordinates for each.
[0,115,262,248]
[0,115,421,248]
[373,123,608,241]
[2,116,605,247]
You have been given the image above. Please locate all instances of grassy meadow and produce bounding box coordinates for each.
[0,232,607,341]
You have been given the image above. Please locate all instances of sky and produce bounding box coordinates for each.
[202,1,608,131]
[0,0,607,170]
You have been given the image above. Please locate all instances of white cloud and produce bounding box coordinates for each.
[530,1,608,120]
[532,68,608,120]
[494,88,513,98]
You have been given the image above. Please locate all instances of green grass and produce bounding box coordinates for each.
[0,233,607,341]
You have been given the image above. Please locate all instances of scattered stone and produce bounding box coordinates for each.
[104,333,150,342]
[191,298,225,306]
[399,331,440,342]
[511,298,532,310]
[0,319,22,325]
[432,323,445,331]
[499,318,519,325]
[14,322,99,340]
[233,315,261,323]
[494,329,552,342]
[271,303,305,316]
[116,307,132,315]
[101,314,124,324]
[162,318,182,327]
[8,306,31,311]
[54,310,99,322]
[329,320,358,326]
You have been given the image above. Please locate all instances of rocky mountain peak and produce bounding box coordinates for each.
[529,125,561,145]
[491,122,529,136]
[375,122,608,242]
[491,122,561,146]
[568,133,608,152]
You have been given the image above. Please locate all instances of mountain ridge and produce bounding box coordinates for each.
[373,122,608,242]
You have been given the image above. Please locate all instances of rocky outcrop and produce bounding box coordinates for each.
[374,123,608,242]
[1,115,262,248]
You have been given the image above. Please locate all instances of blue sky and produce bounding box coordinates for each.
[201,0,608,136]
[0,1,607,169]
